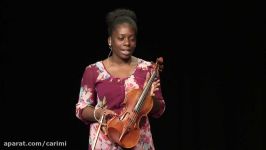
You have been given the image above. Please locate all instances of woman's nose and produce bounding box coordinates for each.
[123,38,130,46]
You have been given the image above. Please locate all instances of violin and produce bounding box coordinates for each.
[106,57,163,148]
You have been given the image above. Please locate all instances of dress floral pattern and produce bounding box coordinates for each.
[76,58,165,150]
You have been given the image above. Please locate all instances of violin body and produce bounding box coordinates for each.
[106,57,163,148]
[107,89,153,148]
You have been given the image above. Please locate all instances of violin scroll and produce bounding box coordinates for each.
[152,57,164,73]
[157,57,163,64]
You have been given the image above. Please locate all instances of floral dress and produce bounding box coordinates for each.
[76,58,165,150]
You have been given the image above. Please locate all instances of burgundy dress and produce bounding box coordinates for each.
[76,58,165,150]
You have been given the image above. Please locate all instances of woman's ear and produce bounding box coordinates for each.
[108,37,112,46]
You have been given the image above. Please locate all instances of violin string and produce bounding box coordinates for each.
[137,71,157,112]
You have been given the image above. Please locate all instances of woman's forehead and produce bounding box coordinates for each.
[113,23,136,34]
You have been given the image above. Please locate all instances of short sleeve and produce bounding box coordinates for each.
[75,65,98,122]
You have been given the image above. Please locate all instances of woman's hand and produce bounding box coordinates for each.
[94,107,117,135]
[144,72,160,97]
[95,108,117,123]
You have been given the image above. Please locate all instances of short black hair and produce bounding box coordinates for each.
[106,8,138,36]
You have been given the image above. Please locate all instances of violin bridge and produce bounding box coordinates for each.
[119,112,129,120]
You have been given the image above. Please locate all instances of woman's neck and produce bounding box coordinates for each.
[108,56,133,65]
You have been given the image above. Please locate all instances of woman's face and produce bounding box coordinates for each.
[109,23,136,60]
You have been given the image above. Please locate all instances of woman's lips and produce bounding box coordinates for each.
[121,50,131,55]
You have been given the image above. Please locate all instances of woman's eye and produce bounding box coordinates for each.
[130,38,136,41]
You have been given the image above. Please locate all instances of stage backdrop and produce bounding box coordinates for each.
[1,1,264,150]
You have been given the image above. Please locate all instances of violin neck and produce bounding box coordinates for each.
[134,71,157,113]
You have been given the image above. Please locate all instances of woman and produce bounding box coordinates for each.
[75,8,166,150]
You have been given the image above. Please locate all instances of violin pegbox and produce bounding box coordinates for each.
[155,57,164,72]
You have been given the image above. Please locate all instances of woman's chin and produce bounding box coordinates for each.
[120,54,132,60]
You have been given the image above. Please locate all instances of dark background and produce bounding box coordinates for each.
[1,0,265,150]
